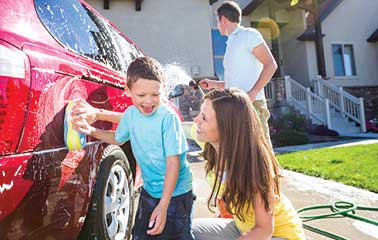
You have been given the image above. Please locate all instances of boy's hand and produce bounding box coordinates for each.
[72,116,96,135]
[70,98,99,125]
[146,203,168,235]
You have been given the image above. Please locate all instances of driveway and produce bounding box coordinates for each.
[189,152,378,240]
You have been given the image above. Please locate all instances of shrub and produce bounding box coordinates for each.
[269,112,308,132]
[272,130,309,147]
[367,118,378,133]
[309,125,339,136]
[269,112,310,146]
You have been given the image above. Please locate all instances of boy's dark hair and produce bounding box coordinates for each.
[217,1,241,23]
[126,56,164,89]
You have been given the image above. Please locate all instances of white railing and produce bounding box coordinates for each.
[264,81,274,100]
[285,76,331,128]
[313,76,366,132]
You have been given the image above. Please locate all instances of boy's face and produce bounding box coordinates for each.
[127,78,162,116]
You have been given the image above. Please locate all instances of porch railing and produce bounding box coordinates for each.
[285,76,331,128]
[264,80,274,100]
[313,76,366,132]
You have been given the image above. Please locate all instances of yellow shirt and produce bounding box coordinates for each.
[207,172,306,240]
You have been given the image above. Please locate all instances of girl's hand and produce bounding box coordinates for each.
[146,203,168,235]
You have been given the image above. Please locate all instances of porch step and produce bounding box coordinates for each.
[330,115,361,135]
[289,101,361,135]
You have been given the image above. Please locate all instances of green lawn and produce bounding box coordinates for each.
[276,143,378,192]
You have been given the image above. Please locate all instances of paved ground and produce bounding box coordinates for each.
[188,139,378,240]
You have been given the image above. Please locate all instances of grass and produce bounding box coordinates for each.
[276,143,378,193]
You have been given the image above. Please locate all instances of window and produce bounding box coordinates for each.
[332,44,356,76]
[211,29,227,80]
[35,0,140,72]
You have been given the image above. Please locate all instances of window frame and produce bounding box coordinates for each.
[331,43,357,78]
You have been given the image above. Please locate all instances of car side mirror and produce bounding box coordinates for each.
[168,84,184,99]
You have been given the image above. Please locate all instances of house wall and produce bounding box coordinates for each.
[86,0,214,78]
[244,4,311,86]
[279,10,311,86]
[304,41,318,83]
[321,0,378,87]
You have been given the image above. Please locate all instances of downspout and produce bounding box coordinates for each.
[313,0,326,77]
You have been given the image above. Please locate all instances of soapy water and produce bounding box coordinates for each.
[162,63,193,98]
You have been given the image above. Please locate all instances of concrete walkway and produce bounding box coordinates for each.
[189,139,378,240]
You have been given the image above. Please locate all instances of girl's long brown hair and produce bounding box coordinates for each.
[203,89,281,221]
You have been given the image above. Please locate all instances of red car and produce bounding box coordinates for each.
[0,0,183,239]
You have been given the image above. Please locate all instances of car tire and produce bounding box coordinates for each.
[80,145,134,240]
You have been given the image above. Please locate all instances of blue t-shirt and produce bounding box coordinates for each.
[115,104,192,198]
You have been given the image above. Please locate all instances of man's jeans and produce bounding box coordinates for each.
[132,188,194,240]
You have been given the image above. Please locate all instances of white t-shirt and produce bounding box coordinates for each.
[223,26,265,100]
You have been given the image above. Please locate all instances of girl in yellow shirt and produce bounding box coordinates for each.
[191,89,306,240]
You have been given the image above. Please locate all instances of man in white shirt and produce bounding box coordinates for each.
[200,1,277,143]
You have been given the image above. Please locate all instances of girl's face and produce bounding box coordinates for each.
[193,99,220,146]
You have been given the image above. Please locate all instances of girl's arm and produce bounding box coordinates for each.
[237,193,274,240]
[147,155,180,235]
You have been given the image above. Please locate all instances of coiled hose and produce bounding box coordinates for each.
[298,201,378,239]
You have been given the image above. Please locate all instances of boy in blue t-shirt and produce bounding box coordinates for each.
[72,57,194,239]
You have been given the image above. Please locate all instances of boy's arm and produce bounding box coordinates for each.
[72,117,121,145]
[96,108,123,124]
[147,155,180,235]
[71,98,123,124]
[91,129,120,145]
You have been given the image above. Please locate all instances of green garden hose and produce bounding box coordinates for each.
[297,201,378,240]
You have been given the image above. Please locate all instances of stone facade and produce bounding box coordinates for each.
[270,77,287,105]
[344,86,378,120]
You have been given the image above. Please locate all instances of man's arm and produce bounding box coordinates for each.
[147,155,180,235]
[248,43,277,102]
[199,78,225,90]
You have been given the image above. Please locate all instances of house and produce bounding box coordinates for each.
[86,0,215,78]
[86,0,377,131]
[236,0,378,121]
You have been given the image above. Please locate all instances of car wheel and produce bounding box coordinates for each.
[80,145,134,240]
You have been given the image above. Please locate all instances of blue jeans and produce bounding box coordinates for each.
[132,188,195,240]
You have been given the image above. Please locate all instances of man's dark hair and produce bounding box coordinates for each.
[126,56,164,89]
[217,1,241,23]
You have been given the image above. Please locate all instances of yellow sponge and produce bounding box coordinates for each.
[64,101,86,150]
